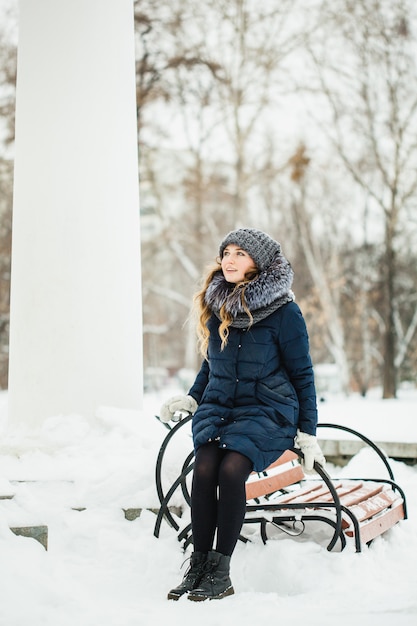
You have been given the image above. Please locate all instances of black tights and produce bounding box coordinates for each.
[191,442,253,556]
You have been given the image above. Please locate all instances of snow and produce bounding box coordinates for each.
[0,387,416,626]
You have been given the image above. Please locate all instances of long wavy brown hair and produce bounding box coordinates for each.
[192,260,259,358]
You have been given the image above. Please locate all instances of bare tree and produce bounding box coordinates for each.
[285,144,351,392]
[0,8,17,388]
[0,2,17,146]
[205,0,319,227]
[138,0,322,377]
[308,0,417,397]
[0,159,12,388]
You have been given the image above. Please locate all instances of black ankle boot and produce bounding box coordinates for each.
[167,551,207,600]
[188,550,234,601]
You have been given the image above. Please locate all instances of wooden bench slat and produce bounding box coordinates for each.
[263,449,299,468]
[344,488,399,523]
[245,465,303,500]
[340,490,401,531]
[338,483,384,507]
[256,478,350,505]
[245,450,304,500]
[254,480,363,507]
[313,481,368,504]
[276,482,336,504]
[345,499,405,544]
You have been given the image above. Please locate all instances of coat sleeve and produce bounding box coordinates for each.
[278,302,318,435]
[188,359,209,404]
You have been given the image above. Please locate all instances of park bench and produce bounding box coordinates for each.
[153,415,407,552]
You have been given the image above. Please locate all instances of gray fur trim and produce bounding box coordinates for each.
[205,252,294,327]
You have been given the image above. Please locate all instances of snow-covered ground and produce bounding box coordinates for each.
[0,387,416,626]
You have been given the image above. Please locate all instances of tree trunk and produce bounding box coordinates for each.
[382,222,397,398]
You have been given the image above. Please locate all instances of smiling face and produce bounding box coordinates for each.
[221,244,257,283]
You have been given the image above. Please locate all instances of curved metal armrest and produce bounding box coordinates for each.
[155,413,193,508]
[153,456,194,538]
[317,422,396,481]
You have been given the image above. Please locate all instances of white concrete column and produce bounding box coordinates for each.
[8,0,142,428]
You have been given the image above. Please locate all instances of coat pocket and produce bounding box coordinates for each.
[256,379,298,425]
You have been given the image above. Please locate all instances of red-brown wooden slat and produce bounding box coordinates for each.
[277,483,335,504]
[338,484,384,507]
[292,481,368,504]
[265,450,299,468]
[264,481,362,506]
[245,451,303,500]
[313,481,368,504]
[245,465,304,500]
[272,482,385,510]
[254,478,351,505]
[345,499,405,544]
[270,480,363,505]
[340,489,402,530]
[344,489,398,522]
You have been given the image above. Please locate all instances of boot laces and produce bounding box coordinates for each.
[180,556,192,574]
[200,559,218,583]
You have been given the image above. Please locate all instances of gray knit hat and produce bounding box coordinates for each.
[219,228,281,271]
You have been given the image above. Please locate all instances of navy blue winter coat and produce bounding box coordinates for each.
[188,301,318,472]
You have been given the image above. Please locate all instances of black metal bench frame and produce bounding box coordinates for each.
[153,415,407,553]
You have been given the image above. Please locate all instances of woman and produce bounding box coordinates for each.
[160,228,325,602]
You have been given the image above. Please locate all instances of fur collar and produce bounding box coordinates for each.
[205,252,295,328]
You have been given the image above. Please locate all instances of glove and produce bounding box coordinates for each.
[294,429,326,474]
[159,394,198,423]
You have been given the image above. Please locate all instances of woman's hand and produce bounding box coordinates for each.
[294,430,326,474]
[159,395,198,423]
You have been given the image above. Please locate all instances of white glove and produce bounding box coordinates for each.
[294,429,326,474]
[159,394,198,423]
